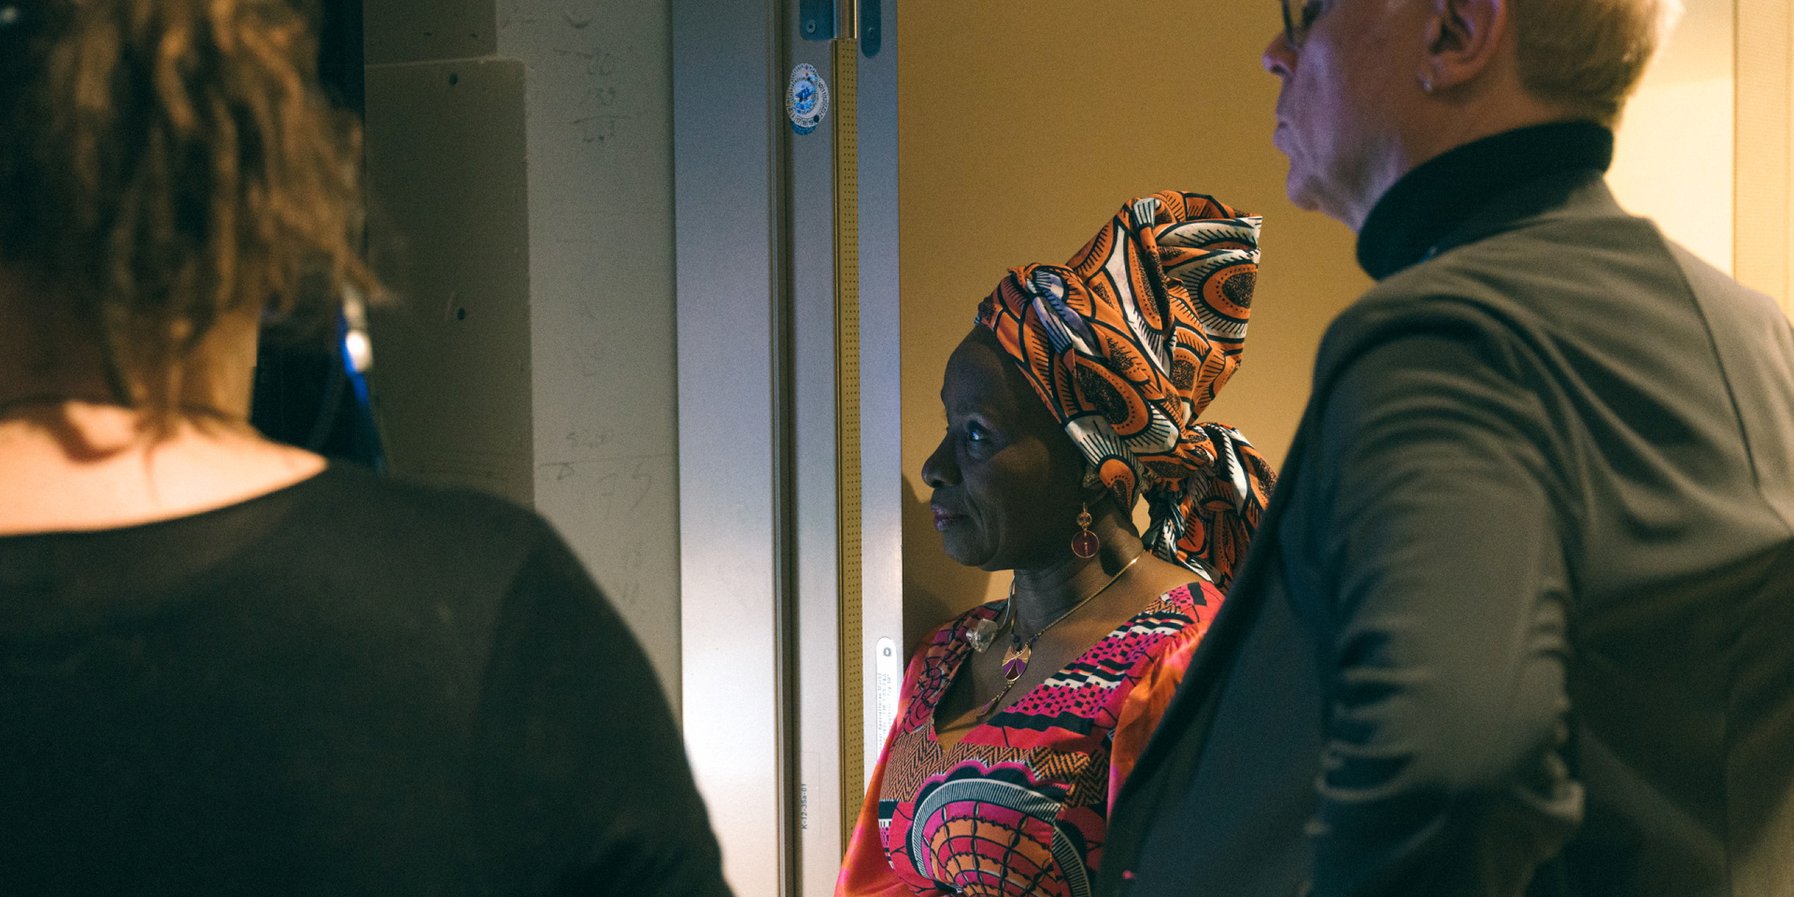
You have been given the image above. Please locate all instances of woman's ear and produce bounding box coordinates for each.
[1079,471,1124,514]
[1083,478,1129,518]
[1079,467,1105,496]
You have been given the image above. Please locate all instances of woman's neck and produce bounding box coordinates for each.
[0,272,260,422]
[1008,510,1145,636]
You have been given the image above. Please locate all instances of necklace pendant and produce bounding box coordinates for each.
[976,693,1002,720]
[1000,643,1030,682]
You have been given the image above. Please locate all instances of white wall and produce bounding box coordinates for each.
[365,0,685,707]
[496,0,684,708]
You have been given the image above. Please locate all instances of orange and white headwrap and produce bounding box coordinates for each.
[975,190,1275,587]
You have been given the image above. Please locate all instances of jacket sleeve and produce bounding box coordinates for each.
[1305,332,1583,897]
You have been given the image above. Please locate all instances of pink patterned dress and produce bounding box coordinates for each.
[836,583,1222,897]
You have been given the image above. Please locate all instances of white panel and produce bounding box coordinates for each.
[787,28,846,897]
[855,0,905,821]
[675,4,904,893]
[787,13,904,893]
[364,58,536,507]
[673,1,789,895]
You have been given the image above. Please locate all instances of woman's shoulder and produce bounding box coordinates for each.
[306,464,539,524]
[287,465,564,556]
[1154,579,1223,622]
[1110,579,1224,660]
[217,464,580,602]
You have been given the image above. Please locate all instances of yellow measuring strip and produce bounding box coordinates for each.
[833,36,865,844]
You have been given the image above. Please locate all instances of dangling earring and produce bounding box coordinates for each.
[1071,503,1100,559]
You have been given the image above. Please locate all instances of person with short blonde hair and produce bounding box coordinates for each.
[1099,1,1794,894]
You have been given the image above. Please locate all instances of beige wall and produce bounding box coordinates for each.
[897,4,1366,650]
[1735,0,1794,315]
[1609,0,1736,272]
[1594,0,1794,315]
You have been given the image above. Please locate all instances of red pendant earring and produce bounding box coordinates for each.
[1071,503,1100,559]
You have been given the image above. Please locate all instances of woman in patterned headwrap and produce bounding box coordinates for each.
[836,191,1274,897]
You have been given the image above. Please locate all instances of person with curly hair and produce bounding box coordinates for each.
[0,2,729,893]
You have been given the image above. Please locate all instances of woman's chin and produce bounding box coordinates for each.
[936,532,990,570]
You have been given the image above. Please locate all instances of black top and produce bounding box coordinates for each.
[0,466,732,897]
[1356,120,1614,279]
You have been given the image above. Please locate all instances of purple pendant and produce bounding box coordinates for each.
[1001,643,1030,682]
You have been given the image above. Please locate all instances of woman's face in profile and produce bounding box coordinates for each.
[921,328,1087,572]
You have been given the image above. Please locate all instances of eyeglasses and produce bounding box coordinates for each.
[1279,0,1327,47]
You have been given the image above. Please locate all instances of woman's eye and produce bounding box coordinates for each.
[965,423,989,444]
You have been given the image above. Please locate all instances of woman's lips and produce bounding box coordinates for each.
[931,505,963,531]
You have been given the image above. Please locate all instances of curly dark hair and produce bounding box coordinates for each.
[0,0,377,415]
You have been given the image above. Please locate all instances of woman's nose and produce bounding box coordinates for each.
[921,434,957,488]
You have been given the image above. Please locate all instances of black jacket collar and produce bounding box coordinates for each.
[1356,121,1615,280]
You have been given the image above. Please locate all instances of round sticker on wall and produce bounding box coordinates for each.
[786,63,829,135]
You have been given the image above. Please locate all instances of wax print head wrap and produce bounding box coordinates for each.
[975,190,1275,587]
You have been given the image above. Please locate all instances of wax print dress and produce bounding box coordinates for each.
[836,582,1221,897]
